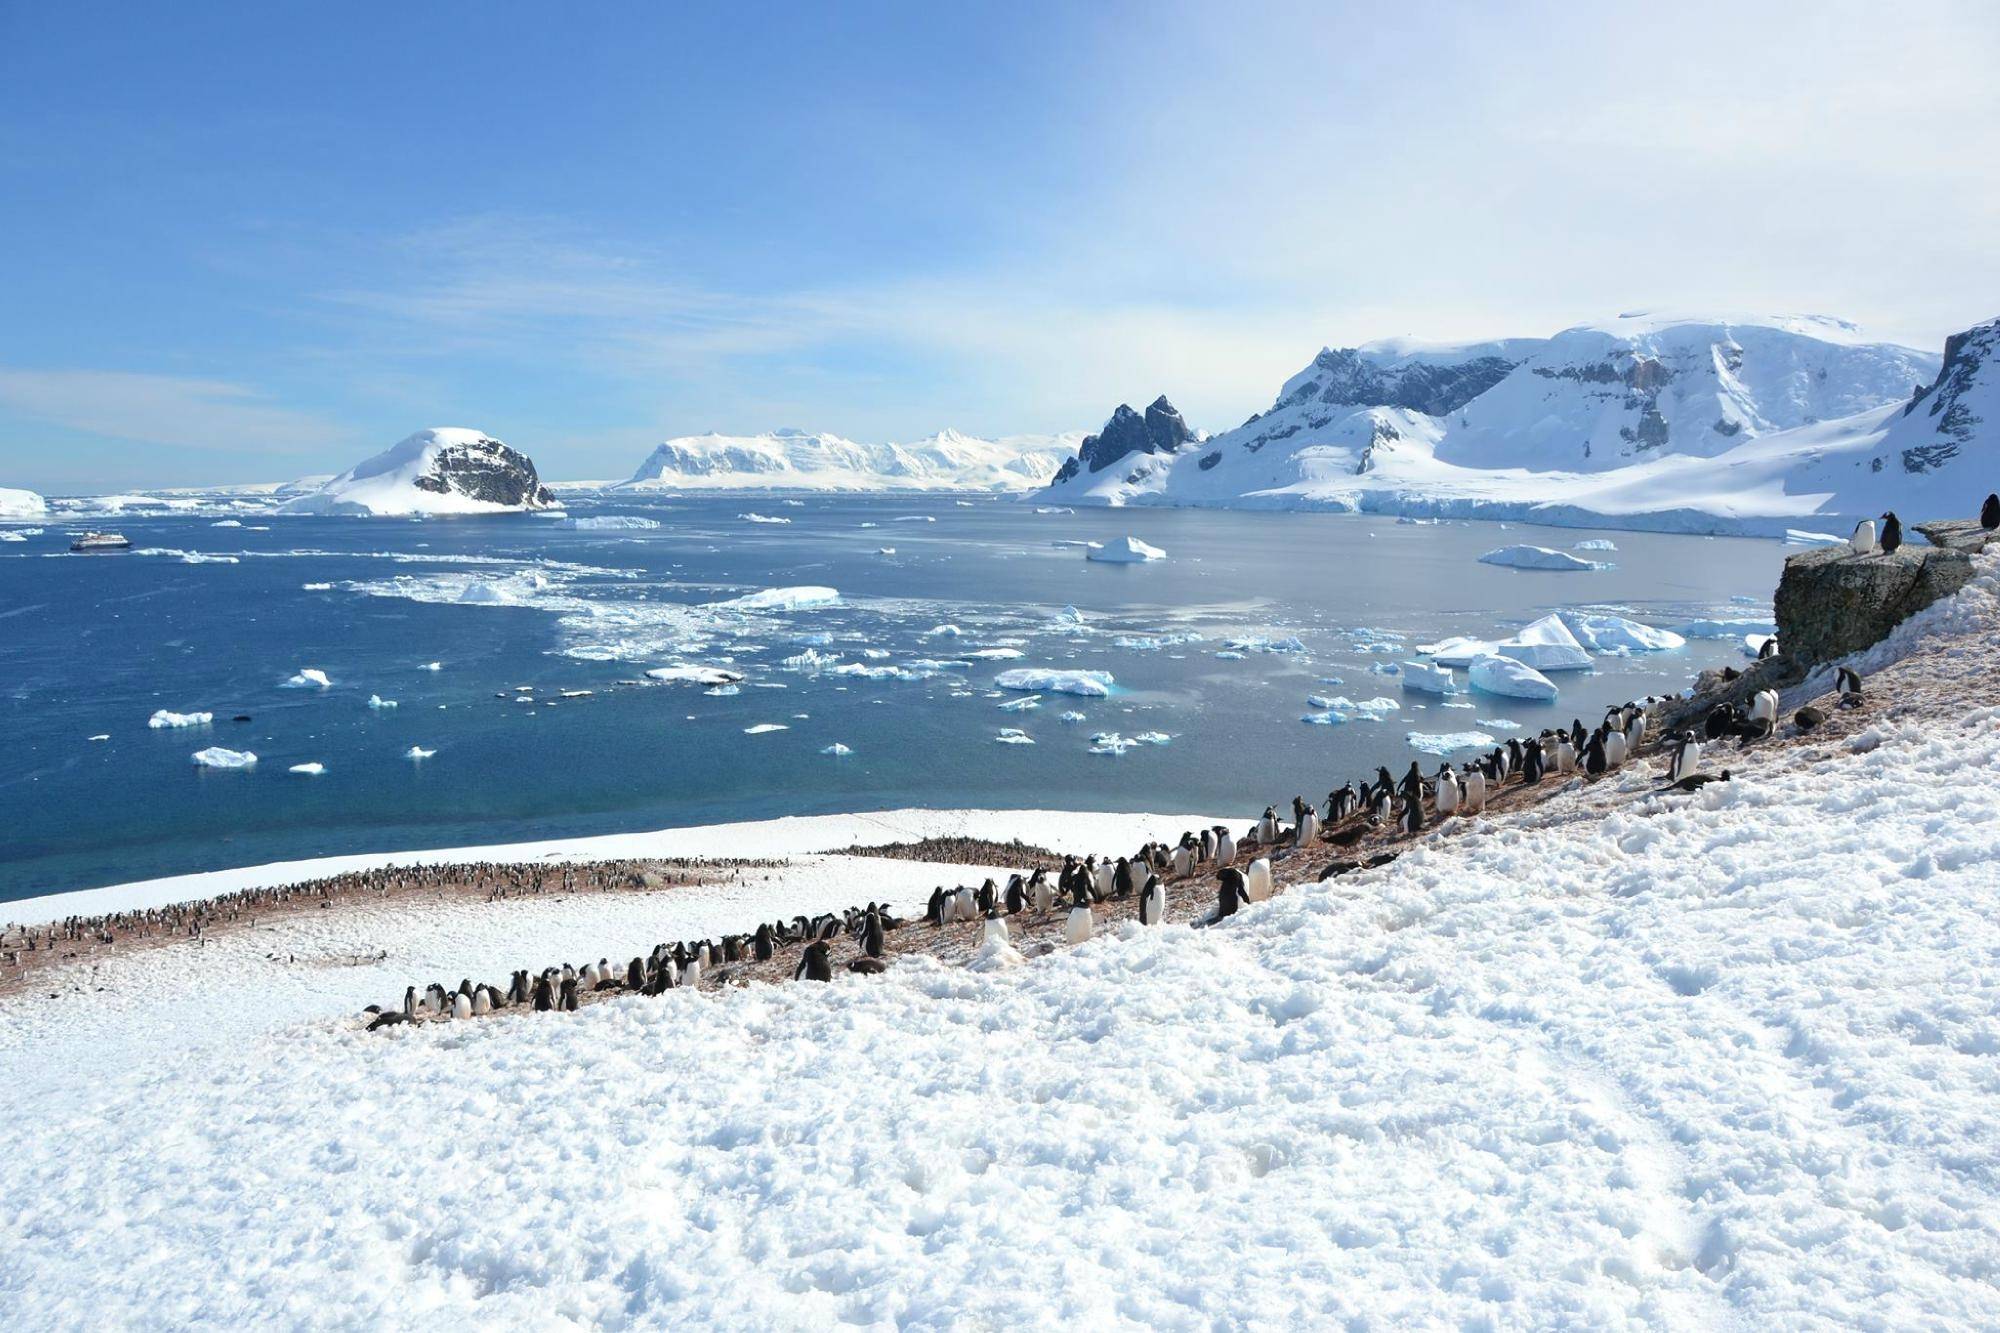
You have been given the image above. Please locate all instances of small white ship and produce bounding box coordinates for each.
[69,531,132,552]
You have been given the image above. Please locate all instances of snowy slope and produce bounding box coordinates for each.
[3,557,1999,1325]
[615,427,1080,493]
[0,486,46,520]
[279,428,557,516]
[1041,314,1974,534]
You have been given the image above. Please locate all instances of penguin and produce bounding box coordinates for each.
[1257,806,1281,845]
[1521,739,1545,785]
[626,958,646,989]
[1215,828,1237,865]
[1004,878,1028,915]
[1667,730,1701,783]
[1139,874,1166,926]
[1794,705,1827,731]
[980,909,1010,949]
[681,955,703,989]
[366,1009,410,1031]
[1835,666,1863,706]
[1064,899,1094,945]
[1434,765,1459,816]
[559,977,579,1012]
[925,886,947,926]
[1461,762,1486,813]
[1112,857,1135,900]
[531,975,553,1011]
[453,990,472,1020]
[1984,493,2000,531]
[1171,843,1193,878]
[1504,740,1523,778]
[1032,871,1055,915]
[1624,708,1646,752]
[954,885,976,922]
[1554,734,1576,775]
[1397,794,1424,835]
[1757,635,1779,661]
[1584,731,1608,775]
[754,922,776,962]
[1213,868,1250,922]
[1604,727,1628,768]
[1295,807,1320,847]
[1748,689,1779,726]
[1091,858,1115,901]
[1879,511,1902,556]
[1666,768,1731,794]
[472,985,494,1016]
[402,985,418,1019]
[863,910,885,959]
[1851,518,1877,555]
[795,940,833,982]
[1705,704,1742,740]
[976,878,997,915]
[1245,857,1273,903]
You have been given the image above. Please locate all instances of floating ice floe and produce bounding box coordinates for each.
[1034,506,1073,514]
[1111,632,1203,651]
[282,668,332,690]
[704,684,740,696]
[1301,712,1348,725]
[1399,660,1458,695]
[148,709,212,729]
[1572,538,1617,551]
[1494,615,1593,671]
[567,515,661,530]
[1478,545,1608,571]
[820,742,853,756]
[994,667,1114,698]
[192,747,256,769]
[1468,654,1558,700]
[993,728,1035,745]
[0,531,23,542]
[739,513,791,525]
[1310,694,1398,718]
[965,647,1024,660]
[420,661,442,671]
[647,664,745,687]
[1476,717,1524,731]
[1219,635,1307,656]
[1413,635,1497,667]
[997,695,1041,712]
[211,519,242,528]
[926,624,963,637]
[367,695,398,710]
[1086,535,1167,563]
[743,723,788,734]
[404,746,435,760]
[302,582,334,591]
[1405,729,1497,755]
[1086,730,1168,755]
[876,547,895,555]
[87,734,109,741]
[1557,612,1685,653]
[288,762,326,776]
[710,585,839,612]
[1677,616,1777,638]
[892,515,935,523]
[1059,710,1087,723]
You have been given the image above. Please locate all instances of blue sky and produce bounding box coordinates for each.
[1,0,1996,491]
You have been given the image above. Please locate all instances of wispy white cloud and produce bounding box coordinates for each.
[0,368,350,455]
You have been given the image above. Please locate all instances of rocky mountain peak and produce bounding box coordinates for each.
[1053,396,1195,483]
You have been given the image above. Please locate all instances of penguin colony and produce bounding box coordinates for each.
[0,857,776,997]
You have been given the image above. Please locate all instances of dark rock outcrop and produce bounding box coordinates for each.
[1281,349,1519,417]
[1898,318,1995,473]
[1771,521,1986,665]
[1055,396,1194,481]
[414,436,555,508]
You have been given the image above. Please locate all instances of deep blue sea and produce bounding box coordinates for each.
[0,496,1788,901]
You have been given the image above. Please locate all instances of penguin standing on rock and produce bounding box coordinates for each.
[1836,666,1864,708]
[1983,493,2000,531]
[1668,730,1701,783]
[1139,874,1166,926]
[1879,511,1903,556]
[1851,518,1877,556]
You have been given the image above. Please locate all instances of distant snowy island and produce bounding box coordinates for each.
[606,427,1081,494]
[279,428,557,517]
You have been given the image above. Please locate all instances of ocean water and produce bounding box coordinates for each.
[0,497,1786,901]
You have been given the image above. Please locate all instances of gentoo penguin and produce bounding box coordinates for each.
[1667,768,1731,794]
[1434,765,1459,816]
[1624,708,1646,752]
[1139,874,1166,926]
[626,958,646,989]
[1462,763,1486,813]
[1758,635,1779,661]
[1584,731,1608,775]
[1032,871,1055,914]
[1295,807,1320,846]
[1171,843,1193,878]
[1794,706,1827,731]
[1086,858,1110,901]
[532,974,554,1012]
[1215,828,1237,865]
[863,910,885,958]
[1064,897,1094,945]
[1879,511,1903,556]
[1214,868,1250,922]
[796,940,833,982]
[559,977,579,1012]
[1984,493,2000,531]
[1835,666,1863,704]
[473,985,495,1016]
[976,878,997,915]
[1004,877,1027,915]
[681,955,703,989]
[1668,731,1701,783]
[1851,518,1877,555]
[754,922,776,961]
[1604,727,1628,768]
[980,909,1010,949]
[954,885,977,922]
[1112,857,1135,899]
[1748,689,1779,726]
[402,985,418,1019]
[1521,739,1545,785]
[1554,734,1576,775]
[1257,806,1281,845]
[1245,857,1273,903]
[452,990,472,1020]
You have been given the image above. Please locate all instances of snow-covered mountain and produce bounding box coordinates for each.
[1039,313,1981,534]
[612,427,1079,493]
[0,487,47,520]
[280,429,556,517]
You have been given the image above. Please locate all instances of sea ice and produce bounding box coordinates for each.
[421,661,442,671]
[993,729,1035,745]
[367,695,398,710]
[1558,612,1685,653]
[302,582,334,591]
[1219,635,1307,654]
[1572,538,1617,551]
[1478,545,1608,571]
[148,710,213,729]
[743,723,789,734]
[282,668,332,689]
[288,762,326,776]
[1476,718,1524,731]
[1060,710,1087,723]
[1468,654,1559,700]
[739,513,791,524]
[820,743,853,756]
[710,585,839,611]
[1405,730,1496,755]
[1677,617,1777,638]
[647,665,745,687]
[404,746,435,760]
[997,695,1041,712]
[1399,660,1458,695]
[191,747,257,769]
[1495,615,1593,670]
[567,515,661,530]
[994,668,1114,698]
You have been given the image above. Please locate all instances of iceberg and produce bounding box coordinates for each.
[1468,654,1558,701]
[567,515,661,530]
[1478,545,1608,571]
[367,695,398,710]
[288,762,327,776]
[404,746,435,760]
[994,667,1114,698]
[1413,635,1499,667]
[997,695,1041,712]
[1677,616,1777,639]
[710,585,839,611]
[743,723,789,734]
[1301,712,1348,725]
[820,743,853,756]
[1399,660,1458,695]
[647,665,745,687]
[282,668,332,690]
[740,512,791,524]
[191,747,257,769]
[1086,535,1167,563]
[994,728,1035,745]
[1572,538,1618,551]
[148,710,213,729]
[1495,615,1593,671]
[1557,612,1686,653]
